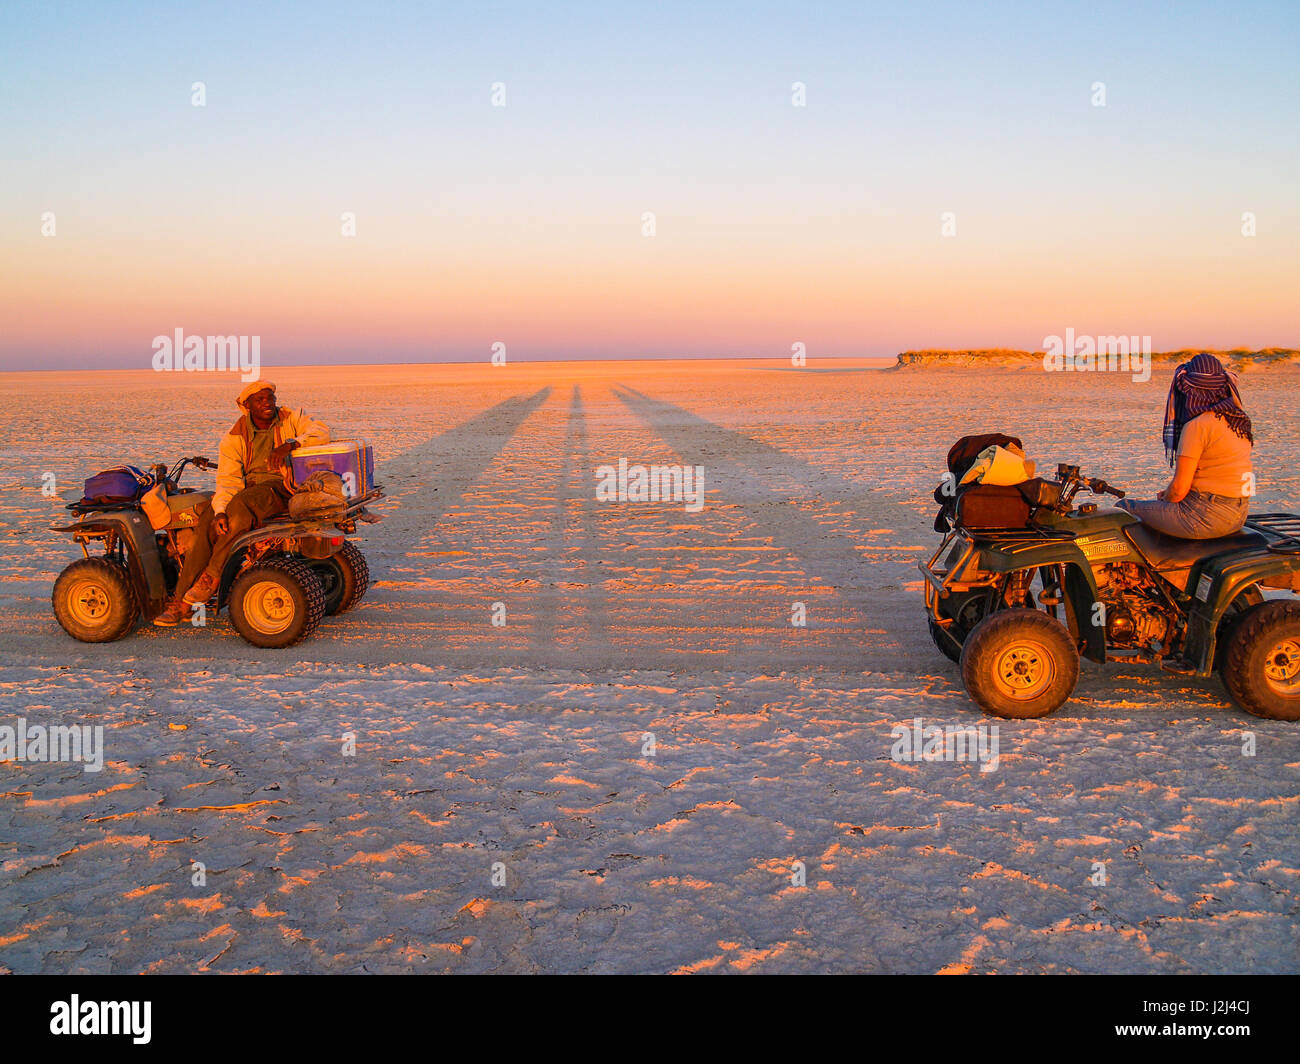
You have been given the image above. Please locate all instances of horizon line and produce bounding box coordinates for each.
[4,345,1295,376]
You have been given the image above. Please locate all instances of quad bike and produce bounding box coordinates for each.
[921,464,1300,719]
[51,455,383,649]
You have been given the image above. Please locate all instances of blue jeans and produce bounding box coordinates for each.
[1117,490,1248,539]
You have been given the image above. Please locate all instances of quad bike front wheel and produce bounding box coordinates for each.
[309,542,370,616]
[52,557,139,643]
[960,608,1080,719]
[929,618,961,663]
[929,591,991,664]
[1222,599,1300,721]
[228,557,326,649]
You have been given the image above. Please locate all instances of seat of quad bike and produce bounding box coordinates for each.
[1125,524,1266,572]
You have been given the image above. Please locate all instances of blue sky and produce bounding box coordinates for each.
[2,1,1298,368]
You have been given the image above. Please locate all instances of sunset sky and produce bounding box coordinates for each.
[2,1,1298,370]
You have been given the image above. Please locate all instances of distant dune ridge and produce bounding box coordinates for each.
[893,348,1300,371]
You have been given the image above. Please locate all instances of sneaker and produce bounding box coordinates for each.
[153,598,189,627]
[183,572,218,605]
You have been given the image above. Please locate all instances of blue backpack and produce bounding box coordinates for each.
[82,465,155,505]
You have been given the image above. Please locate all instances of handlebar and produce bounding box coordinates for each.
[1055,463,1126,507]
[1086,478,1125,500]
[163,455,216,487]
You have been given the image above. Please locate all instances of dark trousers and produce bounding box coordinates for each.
[176,482,291,595]
[173,502,217,599]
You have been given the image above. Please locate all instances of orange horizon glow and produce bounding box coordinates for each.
[6,226,1297,369]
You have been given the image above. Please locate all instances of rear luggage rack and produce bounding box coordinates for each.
[274,486,384,533]
[1246,512,1300,555]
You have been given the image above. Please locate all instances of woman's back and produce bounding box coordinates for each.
[1178,412,1252,498]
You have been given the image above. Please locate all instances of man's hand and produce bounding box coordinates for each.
[269,441,297,472]
[213,513,230,537]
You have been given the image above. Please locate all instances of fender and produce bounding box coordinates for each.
[971,537,1109,663]
[1063,564,1107,663]
[51,512,168,619]
[1184,549,1300,676]
[214,520,344,608]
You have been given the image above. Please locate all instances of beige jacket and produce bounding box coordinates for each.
[213,408,330,514]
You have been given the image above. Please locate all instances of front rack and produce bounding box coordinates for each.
[919,531,997,600]
[919,520,1083,622]
[65,498,141,516]
[968,525,1078,541]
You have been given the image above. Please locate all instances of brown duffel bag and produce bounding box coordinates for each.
[953,483,1032,530]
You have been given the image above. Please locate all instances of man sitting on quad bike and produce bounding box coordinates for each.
[155,380,329,625]
[1115,352,1254,540]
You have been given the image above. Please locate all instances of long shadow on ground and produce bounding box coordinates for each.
[612,385,921,592]
[366,388,552,558]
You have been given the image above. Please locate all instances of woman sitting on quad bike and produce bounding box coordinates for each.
[1116,351,1253,540]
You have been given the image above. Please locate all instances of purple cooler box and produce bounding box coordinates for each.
[290,441,374,499]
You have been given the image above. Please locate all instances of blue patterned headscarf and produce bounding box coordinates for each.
[1162,352,1253,465]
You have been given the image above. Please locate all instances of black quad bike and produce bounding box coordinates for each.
[51,455,383,649]
[922,463,1300,719]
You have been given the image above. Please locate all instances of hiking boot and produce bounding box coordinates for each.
[152,598,189,627]
[183,572,218,605]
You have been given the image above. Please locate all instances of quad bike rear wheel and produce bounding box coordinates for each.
[309,542,370,616]
[1222,599,1300,721]
[52,557,139,643]
[960,608,1080,719]
[228,556,326,648]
